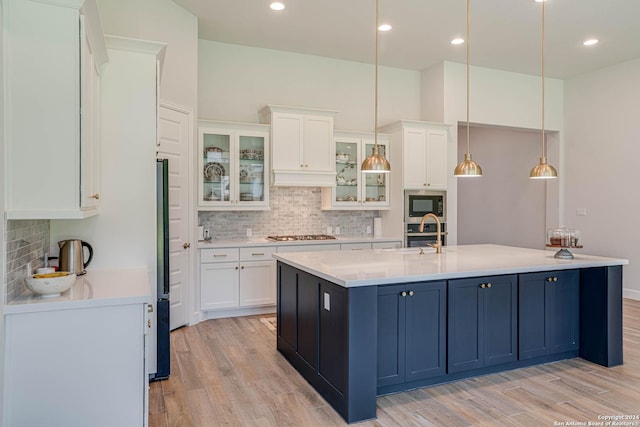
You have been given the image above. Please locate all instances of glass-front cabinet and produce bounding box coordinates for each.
[321,131,390,210]
[199,121,270,210]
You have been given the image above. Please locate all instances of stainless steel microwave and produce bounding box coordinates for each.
[405,190,446,224]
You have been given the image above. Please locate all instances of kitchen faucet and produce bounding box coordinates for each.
[419,213,443,254]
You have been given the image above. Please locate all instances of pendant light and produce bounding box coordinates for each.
[530,0,557,179]
[361,0,391,174]
[454,0,482,177]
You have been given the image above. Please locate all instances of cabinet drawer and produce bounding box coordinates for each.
[372,241,402,250]
[341,243,372,251]
[240,246,277,261]
[200,248,240,263]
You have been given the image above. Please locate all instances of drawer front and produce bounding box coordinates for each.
[240,246,277,261]
[277,243,341,253]
[341,243,372,251]
[372,241,402,250]
[200,248,240,263]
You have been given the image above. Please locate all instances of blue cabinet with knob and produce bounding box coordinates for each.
[377,281,446,389]
[448,275,518,374]
[519,270,579,360]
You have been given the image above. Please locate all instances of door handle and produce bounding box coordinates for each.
[183,242,191,249]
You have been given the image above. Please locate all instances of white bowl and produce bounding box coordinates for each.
[25,272,76,297]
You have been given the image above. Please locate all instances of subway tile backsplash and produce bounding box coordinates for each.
[199,186,377,239]
[4,220,50,302]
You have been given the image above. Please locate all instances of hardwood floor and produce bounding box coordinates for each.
[149,299,640,426]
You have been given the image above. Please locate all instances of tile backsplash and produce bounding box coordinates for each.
[199,186,378,239]
[4,220,50,301]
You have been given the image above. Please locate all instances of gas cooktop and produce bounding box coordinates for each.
[266,234,337,242]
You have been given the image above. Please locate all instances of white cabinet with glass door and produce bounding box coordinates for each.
[321,131,390,210]
[198,121,270,210]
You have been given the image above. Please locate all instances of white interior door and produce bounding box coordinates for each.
[158,103,193,330]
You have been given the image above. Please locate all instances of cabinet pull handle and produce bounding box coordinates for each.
[351,248,364,251]
[252,253,265,256]
[91,193,100,200]
[408,290,414,296]
[400,291,407,297]
[486,283,492,288]
[480,283,486,289]
[553,277,558,282]
[213,254,227,258]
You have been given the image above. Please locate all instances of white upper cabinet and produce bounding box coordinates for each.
[321,130,391,210]
[380,121,450,191]
[4,0,107,219]
[259,105,338,187]
[198,121,270,210]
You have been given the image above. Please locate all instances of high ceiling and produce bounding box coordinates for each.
[173,0,640,79]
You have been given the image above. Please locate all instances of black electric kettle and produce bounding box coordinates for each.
[58,240,93,275]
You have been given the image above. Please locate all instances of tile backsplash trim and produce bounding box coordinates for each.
[4,220,50,302]
[199,186,378,240]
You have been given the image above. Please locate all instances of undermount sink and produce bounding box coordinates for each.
[383,247,437,254]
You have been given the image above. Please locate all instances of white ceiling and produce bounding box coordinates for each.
[173,0,640,79]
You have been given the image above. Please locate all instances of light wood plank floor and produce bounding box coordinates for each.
[150,299,640,426]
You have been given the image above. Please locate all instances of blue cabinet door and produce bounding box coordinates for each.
[319,280,348,394]
[297,271,319,369]
[405,281,447,382]
[448,275,517,373]
[377,281,446,387]
[277,263,298,351]
[519,270,579,360]
[377,284,406,388]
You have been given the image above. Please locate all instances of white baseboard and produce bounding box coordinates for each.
[623,288,640,301]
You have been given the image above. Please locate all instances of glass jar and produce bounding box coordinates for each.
[547,227,581,247]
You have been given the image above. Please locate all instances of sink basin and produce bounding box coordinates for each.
[383,247,437,254]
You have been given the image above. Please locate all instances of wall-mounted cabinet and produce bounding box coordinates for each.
[259,105,338,187]
[198,121,270,210]
[379,120,450,191]
[321,131,390,210]
[4,0,108,219]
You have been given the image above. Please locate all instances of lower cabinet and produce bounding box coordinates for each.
[200,246,276,310]
[448,275,517,374]
[3,304,147,427]
[377,281,446,388]
[519,270,579,359]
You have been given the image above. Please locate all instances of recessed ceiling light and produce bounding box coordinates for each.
[270,2,285,11]
[451,38,464,45]
[378,24,392,32]
[583,38,599,46]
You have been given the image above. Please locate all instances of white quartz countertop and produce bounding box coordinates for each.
[196,235,402,249]
[5,267,151,314]
[272,244,629,288]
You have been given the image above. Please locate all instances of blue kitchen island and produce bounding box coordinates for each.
[273,244,628,424]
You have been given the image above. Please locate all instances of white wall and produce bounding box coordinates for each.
[198,40,421,130]
[96,0,197,112]
[0,1,6,419]
[564,58,640,299]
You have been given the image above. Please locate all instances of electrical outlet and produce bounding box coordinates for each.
[327,226,333,235]
[324,292,331,311]
[246,228,252,237]
[576,208,587,216]
[366,225,372,234]
[335,226,341,235]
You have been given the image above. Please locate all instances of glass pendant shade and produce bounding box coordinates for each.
[361,145,391,173]
[454,153,483,177]
[529,156,557,179]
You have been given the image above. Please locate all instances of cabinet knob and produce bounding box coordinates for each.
[235,266,239,270]
[480,283,486,289]
[400,291,407,297]
[486,283,492,288]
[427,183,431,187]
[91,193,100,200]
[241,266,245,269]
[183,242,191,249]
[423,183,427,186]
[408,290,414,296]
[547,277,553,282]
[553,277,558,282]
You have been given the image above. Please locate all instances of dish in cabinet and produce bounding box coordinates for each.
[204,162,225,181]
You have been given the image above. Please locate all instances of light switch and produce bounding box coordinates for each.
[576,208,587,216]
[324,292,330,311]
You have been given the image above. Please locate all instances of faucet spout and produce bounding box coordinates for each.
[419,213,443,254]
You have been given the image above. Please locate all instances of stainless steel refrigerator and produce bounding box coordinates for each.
[153,159,171,380]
